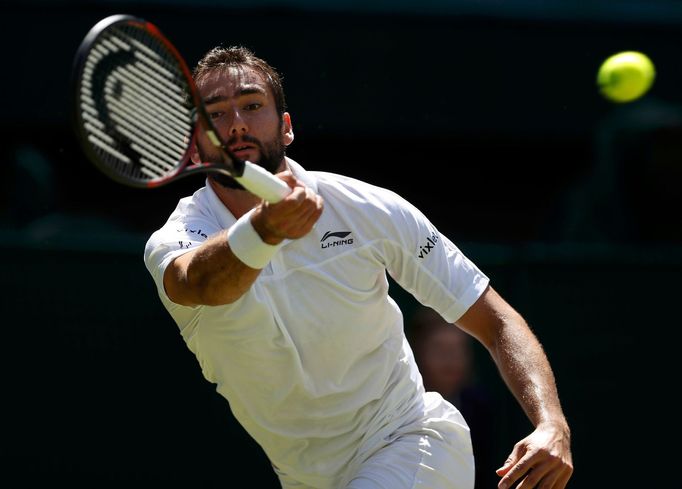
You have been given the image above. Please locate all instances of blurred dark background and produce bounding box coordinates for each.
[2,0,681,487]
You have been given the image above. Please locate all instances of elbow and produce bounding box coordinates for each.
[190,274,245,306]
[466,310,527,360]
[170,249,255,306]
[167,268,242,307]
[200,289,242,307]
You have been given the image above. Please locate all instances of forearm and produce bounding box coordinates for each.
[167,230,262,306]
[165,177,323,307]
[491,314,574,488]
[458,287,573,486]
[490,313,568,431]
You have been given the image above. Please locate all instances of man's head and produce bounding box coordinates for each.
[408,307,474,398]
[193,46,287,118]
[191,46,293,188]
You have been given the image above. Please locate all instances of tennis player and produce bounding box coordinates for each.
[144,46,573,489]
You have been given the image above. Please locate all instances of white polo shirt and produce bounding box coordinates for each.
[144,158,489,488]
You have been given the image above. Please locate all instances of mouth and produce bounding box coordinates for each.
[229,143,257,159]
[229,143,256,153]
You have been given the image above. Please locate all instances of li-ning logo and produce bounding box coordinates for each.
[417,232,439,259]
[321,231,354,249]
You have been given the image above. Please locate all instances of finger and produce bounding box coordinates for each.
[308,188,324,211]
[496,460,512,477]
[263,186,322,238]
[293,195,324,230]
[547,466,573,489]
[288,186,320,214]
[497,446,522,476]
[538,466,573,489]
[264,185,303,211]
[283,186,306,205]
[305,197,324,225]
[514,461,553,489]
[275,192,322,234]
[529,455,574,489]
[275,170,297,187]
[498,454,534,489]
[534,470,561,489]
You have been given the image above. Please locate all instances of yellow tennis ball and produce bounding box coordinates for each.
[597,51,656,103]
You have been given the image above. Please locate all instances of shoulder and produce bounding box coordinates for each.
[289,158,432,238]
[150,185,218,233]
[171,185,215,219]
[288,157,408,212]
[144,184,223,258]
[312,170,417,216]
[310,170,435,249]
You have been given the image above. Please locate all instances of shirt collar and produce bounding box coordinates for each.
[285,157,318,193]
[203,177,237,228]
[202,157,318,229]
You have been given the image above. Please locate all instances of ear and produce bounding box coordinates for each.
[190,141,201,164]
[281,112,294,146]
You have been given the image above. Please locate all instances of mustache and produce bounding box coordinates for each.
[224,134,263,152]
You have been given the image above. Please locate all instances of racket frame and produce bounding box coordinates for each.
[72,14,289,201]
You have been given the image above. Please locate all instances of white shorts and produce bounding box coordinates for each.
[277,392,475,489]
[344,392,475,489]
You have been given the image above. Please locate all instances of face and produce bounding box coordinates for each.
[192,65,293,177]
[418,327,472,397]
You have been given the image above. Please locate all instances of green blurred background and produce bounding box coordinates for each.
[2,1,681,487]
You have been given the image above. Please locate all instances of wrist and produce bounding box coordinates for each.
[250,206,285,245]
[227,210,283,269]
[537,418,571,437]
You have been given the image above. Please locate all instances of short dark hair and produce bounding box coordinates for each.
[193,46,287,116]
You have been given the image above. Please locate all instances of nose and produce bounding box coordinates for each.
[228,109,248,136]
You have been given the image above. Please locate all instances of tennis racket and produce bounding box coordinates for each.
[71,14,292,203]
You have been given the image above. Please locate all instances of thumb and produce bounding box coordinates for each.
[276,170,298,188]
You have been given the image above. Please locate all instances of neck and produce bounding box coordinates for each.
[210,158,289,218]
[209,178,260,218]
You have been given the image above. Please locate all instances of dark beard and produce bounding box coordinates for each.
[201,134,286,190]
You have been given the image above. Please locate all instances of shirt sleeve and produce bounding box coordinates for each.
[378,193,489,323]
[143,215,221,304]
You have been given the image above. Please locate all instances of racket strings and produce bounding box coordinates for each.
[78,22,194,182]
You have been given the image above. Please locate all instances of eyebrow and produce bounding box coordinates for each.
[203,86,267,106]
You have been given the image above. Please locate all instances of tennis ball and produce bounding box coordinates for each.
[597,51,655,103]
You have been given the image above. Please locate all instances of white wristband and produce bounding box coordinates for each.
[227,210,282,269]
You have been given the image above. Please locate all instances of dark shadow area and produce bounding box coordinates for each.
[2,2,682,487]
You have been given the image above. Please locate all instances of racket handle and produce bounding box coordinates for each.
[235,161,292,203]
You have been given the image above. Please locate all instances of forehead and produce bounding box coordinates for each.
[197,65,270,99]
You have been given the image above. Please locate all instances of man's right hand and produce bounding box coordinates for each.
[251,171,324,245]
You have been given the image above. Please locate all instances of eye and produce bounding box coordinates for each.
[244,103,262,111]
[209,111,224,120]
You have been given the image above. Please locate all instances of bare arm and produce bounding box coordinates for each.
[164,230,260,306]
[456,285,573,489]
[164,173,323,307]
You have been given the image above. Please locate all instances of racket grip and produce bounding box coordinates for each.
[235,161,292,203]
